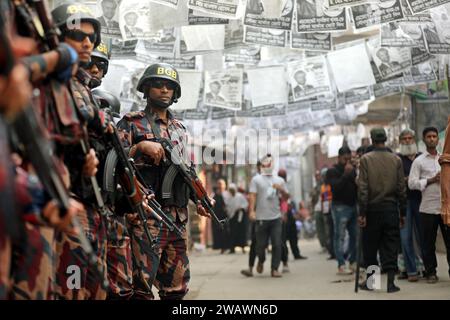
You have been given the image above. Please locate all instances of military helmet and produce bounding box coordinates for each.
[137,63,181,100]
[51,2,101,48]
[91,41,110,74]
[92,88,121,118]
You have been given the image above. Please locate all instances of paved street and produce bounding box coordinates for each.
[185,239,450,300]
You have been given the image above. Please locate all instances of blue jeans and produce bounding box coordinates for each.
[332,204,357,267]
[400,198,423,275]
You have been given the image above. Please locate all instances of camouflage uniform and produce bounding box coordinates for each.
[0,117,15,300]
[105,214,133,299]
[9,168,55,300]
[117,108,190,300]
[53,69,108,300]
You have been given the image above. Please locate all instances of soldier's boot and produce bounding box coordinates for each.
[387,271,400,293]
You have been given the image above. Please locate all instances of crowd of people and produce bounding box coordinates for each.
[210,127,450,293]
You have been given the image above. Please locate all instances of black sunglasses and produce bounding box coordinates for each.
[150,79,177,90]
[65,29,97,44]
[86,59,108,72]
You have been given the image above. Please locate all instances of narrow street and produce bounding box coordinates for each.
[185,240,450,300]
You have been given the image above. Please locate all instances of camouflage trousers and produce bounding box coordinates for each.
[129,207,189,300]
[9,224,54,300]
[54,203,108,300]
[106,214,133,300]
[0,235,11,300]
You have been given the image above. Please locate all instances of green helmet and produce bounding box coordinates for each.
[91,41,110,74]
[92,88,121,118]
[51,2,101,48]
[137,63,181,101]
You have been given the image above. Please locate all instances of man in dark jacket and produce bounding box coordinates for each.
[358,128,406,293]
[326,146,358,275]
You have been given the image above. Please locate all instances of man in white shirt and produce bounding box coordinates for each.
[409,126,450,283]
[249,154,289,277]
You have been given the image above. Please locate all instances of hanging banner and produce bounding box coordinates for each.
[291,31,332,51]
[288,56,333,101]
[204,69,243,110]
[188,0,240,18]
[405,0,450,15]
[244,26,289,47]
[350,0,404,31]
[243,0,294,30]
[296,0,347,33]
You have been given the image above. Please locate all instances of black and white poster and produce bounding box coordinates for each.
[224,21,246,49]
[244,26,289,47]
[372,81,403,98]
[188,9,229,25]
[296,0,347,33]
[351,0,404,31]
[405,0,450,15]
[369,40,412,79]
[327,0,367,9]
[291,32,332,51]
[96,0,122,38]
[423,21,450,54]
[310,97,337,111]
[244,0,294,31]
[188,0,240,18]
[225,46,261,65]
[288,56,332,101]
[135,28,178,56]
[344,86,372,104]
[110,38,138,58]
[403,61,437,85]
[204,69,243,110]
[381,22,426,48]
[411,47,432,66]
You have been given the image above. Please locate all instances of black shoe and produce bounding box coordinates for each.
[295,255,308,260]
[327,255,336,260]
[387,271,400,293]
[387,284,401,293]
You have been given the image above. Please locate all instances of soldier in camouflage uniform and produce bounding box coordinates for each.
[87,47,134,300]
[51,2,111,300]
[2,0,82,300]
[117,63,210,300]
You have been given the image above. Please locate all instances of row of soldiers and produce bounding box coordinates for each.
[0,0,211,300]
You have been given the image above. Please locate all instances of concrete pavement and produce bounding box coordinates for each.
[184,239,450,300]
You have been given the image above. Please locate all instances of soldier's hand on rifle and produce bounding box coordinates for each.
[137,141,166,165]
[196,201,210,218]
[358,215,366,227]
[42,199,84,236]
[82,148,99,177]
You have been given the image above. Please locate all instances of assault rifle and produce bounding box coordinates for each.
[159,138,226,229]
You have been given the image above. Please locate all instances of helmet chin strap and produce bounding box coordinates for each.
[89,77,102,89]
[147,96,172,109]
